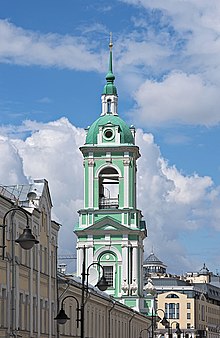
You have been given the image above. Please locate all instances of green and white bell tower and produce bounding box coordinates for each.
[75,37,147,312]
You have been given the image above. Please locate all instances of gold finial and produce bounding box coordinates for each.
[109,32,113,50]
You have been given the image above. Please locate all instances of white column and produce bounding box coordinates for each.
[123,153,130,208]
[122,236,128,282]
[77,246,84,277]
[132,245,138,282]
[101,95,107,115]
[88,153,94,208]
[87,239,94,267]
[112,96,118,115]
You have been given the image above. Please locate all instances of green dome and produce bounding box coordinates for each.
[86,115,134,145]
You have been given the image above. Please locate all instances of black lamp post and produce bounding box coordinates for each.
[55,246,108,338]
[155,308,171,338]
[139,324,152,338]
[170,321,182,338]
[1,207,39,337]
[1,207,39,258]
[54,295,81,326]
[80,246,108,338]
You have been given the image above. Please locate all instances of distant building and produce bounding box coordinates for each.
[143,251,167,279]
[143,252,220,338]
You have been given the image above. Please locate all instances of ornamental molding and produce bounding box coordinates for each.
[123,159,130,166]
[88,159,95,166]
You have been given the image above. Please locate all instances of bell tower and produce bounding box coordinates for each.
[75,36,147,312]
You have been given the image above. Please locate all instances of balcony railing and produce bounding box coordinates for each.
[99,197,119,209]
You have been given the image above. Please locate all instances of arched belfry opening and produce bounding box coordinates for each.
[99,167,119,209]
[107,99,111,113]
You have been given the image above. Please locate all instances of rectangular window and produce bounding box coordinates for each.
[187,313,191,319]
[201,305,205,321]
[40,245,43,272]
[19,293,23,330]
[40,299,43,333]
[1,288,6,327]
[165,303,179,319]
[25,295,29,331]
[33,297,37,332]
[103,266,114,287]
[44,247,48,274]
[187,303,191,309]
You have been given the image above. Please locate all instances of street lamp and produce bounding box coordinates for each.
[55,246,109,338]
[54,295,81,326]
[80,246,108,338]
[170,321,182,338]
[0,207,39,337]
[155,308,171,337]
[139,324,152,338]
[155,310,182,338]
[1,207,39,258]
[156,308,169,327]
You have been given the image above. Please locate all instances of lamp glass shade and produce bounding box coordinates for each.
[160,317,169,328]
[175,328,182,334]
[15,228,39,250]
[96,275,109,291]
[54,308,70,325]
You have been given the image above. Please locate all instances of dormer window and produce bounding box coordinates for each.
[107,99,111,113]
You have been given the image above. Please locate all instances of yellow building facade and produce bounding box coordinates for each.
[0,180,60,338]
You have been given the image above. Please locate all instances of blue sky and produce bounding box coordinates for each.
[0,0,220,275]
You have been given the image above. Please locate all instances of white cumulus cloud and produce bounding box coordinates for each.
[1,118,219,273]
[131,72,220,127]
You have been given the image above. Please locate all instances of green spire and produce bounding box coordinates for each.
[103,33,117,96]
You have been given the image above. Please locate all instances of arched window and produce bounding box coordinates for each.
[99,251,117,288]
[107,99,111,113]
[166,293,179,298]
[99,167,119,209]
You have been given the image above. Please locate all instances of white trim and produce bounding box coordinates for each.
[93,246,122,262]
[95,163,122,178]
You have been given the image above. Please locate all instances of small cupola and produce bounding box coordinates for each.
[101,33,118,116]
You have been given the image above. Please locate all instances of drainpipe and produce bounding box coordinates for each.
[56,246,60,338]
[11,211,17,337]
[108,300,116,338]
[129,312,135,338]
